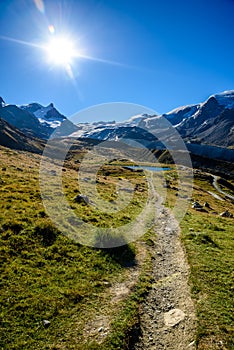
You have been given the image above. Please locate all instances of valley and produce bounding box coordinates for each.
[0,144,233,349]
[1,0,234,348]
[0,90,233,349]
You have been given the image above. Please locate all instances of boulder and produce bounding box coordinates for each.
[192,201,203,210]
[74,194,89,204]
[220,210,233,218]
[164,308,185,327]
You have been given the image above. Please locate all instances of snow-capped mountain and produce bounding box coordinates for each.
[0,98,78,139]
[149,91,234,147]
[72,91,234,148]
[0,90,233,149]
[161,104,200,127]
[0,100,50,139]
[20,102,66,129]
[70,114,155,140]
[20,102,78,137]
[0,97,6,108]
[212,90,234,109]
[174,90,234,146]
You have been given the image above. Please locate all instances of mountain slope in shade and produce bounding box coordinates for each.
[0,117,44,153]
[156,90,234,147]
[20,102,78,137]
[161,104,200,126]
[175,91,234,146]
[0,102,51,139]
[0,98,78,139]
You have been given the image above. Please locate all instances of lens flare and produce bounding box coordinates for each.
[45,36,76,66]
[48,25,55,34]
[33,0,45,13]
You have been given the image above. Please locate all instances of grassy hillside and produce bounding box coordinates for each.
[0,146,152,350]
[163,170,234,349]
[0,145,233,349]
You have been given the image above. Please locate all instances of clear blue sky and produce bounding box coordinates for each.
[0,0,234,121]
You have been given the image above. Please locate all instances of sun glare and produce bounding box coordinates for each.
[45,36,76,66]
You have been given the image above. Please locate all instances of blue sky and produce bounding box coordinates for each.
[0,0,234,121]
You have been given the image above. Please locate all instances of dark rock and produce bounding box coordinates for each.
[42,320,50,328]
[220,210,233,218]
[74,194,89,204]
[163,183,171,189]
[192,201,203,210]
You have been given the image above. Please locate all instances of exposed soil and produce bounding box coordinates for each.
[134,202,197,350]
[212,175,234,201]
[82,244,148,344]
[82,189,197,349]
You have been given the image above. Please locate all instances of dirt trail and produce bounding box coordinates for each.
[134,201,196,350]
[212,175,234,201]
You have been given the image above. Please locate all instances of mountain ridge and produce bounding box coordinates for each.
[0,99,78,139]
[0,90,233,150]
[72,90,234,148]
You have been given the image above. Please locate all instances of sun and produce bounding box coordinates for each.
[45,36,77,66]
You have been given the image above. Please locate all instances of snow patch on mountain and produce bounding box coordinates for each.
[212,90,234,109]
[20,102,66,128]
[166,104,200,119]
[70,113,153,138]
[125,113,150,126]
[69,90,234,148]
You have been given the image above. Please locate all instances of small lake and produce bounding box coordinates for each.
[124,165,171,172]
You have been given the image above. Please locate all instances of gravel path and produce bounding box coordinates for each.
[134,201,196,350]
[212,175,234,201]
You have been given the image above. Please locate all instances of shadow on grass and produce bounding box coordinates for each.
[94,230,136,268]
[186,232,220,248]
[33,221,60,246]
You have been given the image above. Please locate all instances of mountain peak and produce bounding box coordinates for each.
[0,97,6,107]
[19,102,67,129]
[211,90,234,109]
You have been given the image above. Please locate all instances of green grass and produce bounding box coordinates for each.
[179,172,234,350]
[0,146,153,350]
[159,168,233,349]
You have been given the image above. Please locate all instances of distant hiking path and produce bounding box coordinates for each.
[212,175,234,201]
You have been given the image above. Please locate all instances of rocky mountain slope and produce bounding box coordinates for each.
[0,98,78,139]
[174,91,234,147]
[72,91,234,148]
[0,91,233,159]
[0,117,44,153]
